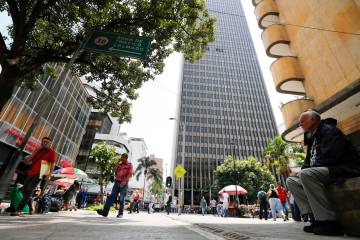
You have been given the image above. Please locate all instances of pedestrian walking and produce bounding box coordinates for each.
[200,196,207,216]
[148,195,155,214]
[11,137,56,216]
[287,109,360,235]
[129,190,140,214]
[177,197,183,216]
[257,189,268,220]
[267,184,285,221]
[288,191,301,221]
[276,183,289,220]
[210,199,217,215]
[221,192,229,217]
[97,153,132,218]
[216,201,223,217]
[165,191,172,215]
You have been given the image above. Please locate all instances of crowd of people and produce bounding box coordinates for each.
[256,183,295,221]
[2,109,360,237]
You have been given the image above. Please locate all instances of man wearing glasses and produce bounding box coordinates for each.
[11,137,56,216]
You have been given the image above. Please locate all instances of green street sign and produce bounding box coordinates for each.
[83,31,151,59]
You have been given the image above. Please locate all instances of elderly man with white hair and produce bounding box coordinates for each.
[287,109,360,236]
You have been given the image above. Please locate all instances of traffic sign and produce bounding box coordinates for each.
[174,165,186,179]
[84,31,151,59]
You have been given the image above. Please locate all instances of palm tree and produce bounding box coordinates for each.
[134,156,163,204]
[264,136,305,185]
[264,136,290,184]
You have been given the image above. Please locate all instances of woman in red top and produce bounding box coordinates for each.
[276,184,289,220]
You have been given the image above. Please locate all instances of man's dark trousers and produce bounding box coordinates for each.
[16,174,40,211]
[259,200,268,220]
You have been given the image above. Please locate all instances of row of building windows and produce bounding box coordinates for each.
[180,106,272,118]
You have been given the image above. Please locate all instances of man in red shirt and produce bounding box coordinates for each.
[276,183,289,221]
[12,137,56,216]
[97,153,132,218]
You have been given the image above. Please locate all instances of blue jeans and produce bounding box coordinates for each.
[281,201,289,218]
[103,181,128,216]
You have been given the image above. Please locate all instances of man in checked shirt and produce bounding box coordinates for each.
[97,153,132,218]
[287,109,360,236]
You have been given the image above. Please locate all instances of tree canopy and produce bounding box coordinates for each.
[213,156,275,203]
[0,0,216,122]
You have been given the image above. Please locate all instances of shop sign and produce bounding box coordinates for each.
[6,128,40,151]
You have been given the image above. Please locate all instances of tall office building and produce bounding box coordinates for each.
[173,0,277,205]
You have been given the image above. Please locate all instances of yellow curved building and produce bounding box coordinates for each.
[252,0,360,149]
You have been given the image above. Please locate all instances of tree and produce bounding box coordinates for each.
[134,156,162,202]
[263,136,305,184]
[0,1,216,122]
[213,156,275,203]
[88,141,117,196]
[150,179,164,202]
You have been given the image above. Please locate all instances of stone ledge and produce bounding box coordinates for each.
[328,177,360,236]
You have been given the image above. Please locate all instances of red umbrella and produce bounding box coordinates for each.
[218,185,248,195]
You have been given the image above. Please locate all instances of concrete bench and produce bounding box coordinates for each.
[328,177,360,236]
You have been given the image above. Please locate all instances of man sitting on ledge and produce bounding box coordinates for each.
[287,109,360,236]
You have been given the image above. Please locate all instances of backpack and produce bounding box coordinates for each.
[258,191,267,200]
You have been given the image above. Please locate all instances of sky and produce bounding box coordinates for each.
[0,1,295,176]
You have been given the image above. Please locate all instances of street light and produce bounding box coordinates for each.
[231,140,239,212]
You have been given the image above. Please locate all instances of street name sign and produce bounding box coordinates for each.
[174,165,187,179]
[84,31,151,59]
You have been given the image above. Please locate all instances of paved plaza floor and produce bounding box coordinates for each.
[0,210,358,240]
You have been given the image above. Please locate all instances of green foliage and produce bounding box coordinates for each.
[150,180,164,200]
[134,156,163,200]
[85,204,116,212]
[0,1,216,120]
[88,142,117,194]
[213,156,275,203]
[263,136,305,180]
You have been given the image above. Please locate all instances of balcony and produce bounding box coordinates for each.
[261,24,294,58]
[280,98,315,129]
[255,0,280,29]
[252,0,263,6]
[270,57,306,95]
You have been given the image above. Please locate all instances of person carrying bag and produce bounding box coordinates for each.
[11,137,56,216]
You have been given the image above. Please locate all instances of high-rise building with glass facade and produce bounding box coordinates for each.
[173,0,277,205]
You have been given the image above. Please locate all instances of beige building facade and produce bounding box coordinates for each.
[252,0,360,149]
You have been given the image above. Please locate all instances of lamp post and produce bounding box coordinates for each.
[231,141,238,212]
